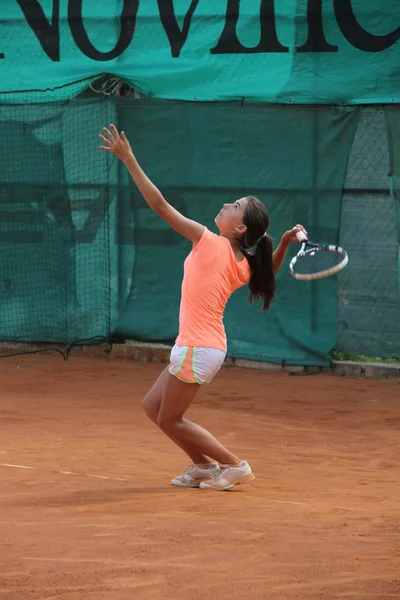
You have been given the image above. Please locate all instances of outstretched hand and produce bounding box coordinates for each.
[283,224,308,244]
[99,124,133,162]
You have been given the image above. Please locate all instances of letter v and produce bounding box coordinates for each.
[158,0,200,58]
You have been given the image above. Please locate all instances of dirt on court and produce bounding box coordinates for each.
[0,355,399,600]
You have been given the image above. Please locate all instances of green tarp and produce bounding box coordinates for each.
[0,97,364,365]
[1,1,400,103]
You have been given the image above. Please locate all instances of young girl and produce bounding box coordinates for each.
[99,124,306,492]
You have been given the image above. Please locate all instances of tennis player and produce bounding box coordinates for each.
[99,124,306,491]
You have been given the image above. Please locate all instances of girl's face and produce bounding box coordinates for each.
[215,198,248,235]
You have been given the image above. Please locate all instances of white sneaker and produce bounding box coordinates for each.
[199,460,255,491]
[171,463,221,488]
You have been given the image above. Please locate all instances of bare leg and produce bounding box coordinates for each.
[157,371,241,467]
[142,367,170,423]
[142,368,212,464]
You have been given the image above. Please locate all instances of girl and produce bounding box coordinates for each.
[99,124,306,492]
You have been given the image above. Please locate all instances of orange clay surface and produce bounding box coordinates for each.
[0,355,399,599]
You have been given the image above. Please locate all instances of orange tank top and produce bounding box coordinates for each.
[176,228,251,352]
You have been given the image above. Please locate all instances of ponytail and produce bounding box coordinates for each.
[242,235,276,311]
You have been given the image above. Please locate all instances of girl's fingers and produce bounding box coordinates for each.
[110,124,119,137]
[99,134,111,145]
[102,127,114,140]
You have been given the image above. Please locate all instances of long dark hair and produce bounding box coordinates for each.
[239,196,276,311]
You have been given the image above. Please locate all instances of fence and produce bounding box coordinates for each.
[338,108,399,358]
[0,93,398,365]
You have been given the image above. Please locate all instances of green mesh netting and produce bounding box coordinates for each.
[0,97,118,342]
[385,107,400,304]
[337,108,400,358]
[1,96,398,364]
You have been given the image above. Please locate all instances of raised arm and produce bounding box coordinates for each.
[272,225,307,274]
[99,124,205,244]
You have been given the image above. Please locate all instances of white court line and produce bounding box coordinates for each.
[267,498,359,511]
[268,498,309,507]
[0,463,35,469]
[249,495,363,512]
[0,463,128,482]
[0,463,381,512]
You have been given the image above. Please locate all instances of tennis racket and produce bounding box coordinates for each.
[289,231,348,281]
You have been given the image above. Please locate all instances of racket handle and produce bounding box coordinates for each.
[296,230,308,242]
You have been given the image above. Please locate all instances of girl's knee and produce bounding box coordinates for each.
[157,414,180,432]
[142,394,159,423]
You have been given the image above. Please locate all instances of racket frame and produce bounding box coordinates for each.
[289,232,348,280]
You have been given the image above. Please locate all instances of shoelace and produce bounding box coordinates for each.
[209,467,229,481]
[184,464,195,476]
[210,464,245,481]
[184,464,220,479]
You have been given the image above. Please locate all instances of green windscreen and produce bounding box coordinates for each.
[114,101,359,366]
[0,96,398,364]
[1,1,400,104]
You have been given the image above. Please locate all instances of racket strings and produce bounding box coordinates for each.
[294,248,344,276]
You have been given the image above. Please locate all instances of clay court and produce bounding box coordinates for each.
[1,355,399,599]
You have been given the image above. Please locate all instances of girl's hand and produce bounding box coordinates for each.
[282,224,308,244]
[99,124,133,162]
